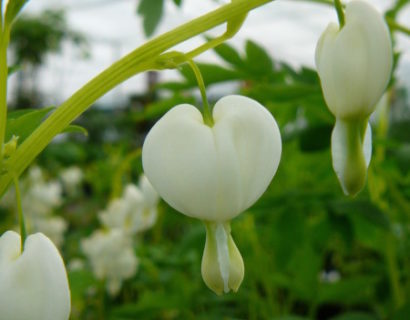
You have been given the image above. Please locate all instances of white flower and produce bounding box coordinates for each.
[315,0,393,196]
[60,166,83,195]
[99,178,159,234]
[142,95,281,222]
[29,217,68,248]
[81,229,138,296]
[0,231,71,320]
[142,95,281,294]
[22,167,63,217]
[315,0,392,120]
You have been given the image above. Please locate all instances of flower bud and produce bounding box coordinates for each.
[0,231,71,320]
[142,95,281,222]
[315,0,393,120]
[201,222,244,295]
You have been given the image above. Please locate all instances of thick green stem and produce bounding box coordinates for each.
[333,0,345,28]
[13,175,26,252]
[0,0,273,196]
[187,60,214,126]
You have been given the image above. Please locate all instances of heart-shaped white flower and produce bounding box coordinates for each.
[142,94,281,294]
[142,95,281,222]
[0,231,71,320]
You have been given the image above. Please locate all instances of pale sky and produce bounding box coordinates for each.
[7,0,410,107]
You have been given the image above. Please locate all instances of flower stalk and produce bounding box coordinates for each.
[0,0,274,196]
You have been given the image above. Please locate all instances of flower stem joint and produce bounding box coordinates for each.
[315,0,393,196]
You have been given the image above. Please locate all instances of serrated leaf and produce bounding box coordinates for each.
[5,106,54,143]
[137,0,164,37]
[62,125,88,136]
[5,0,30,26]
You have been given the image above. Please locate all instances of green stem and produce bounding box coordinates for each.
[386,16,410,36]
[111,148,142,199]
[302,0,410,36]
[187,60,214,126]
[0,29,9,162]
[385,234,404,309]
[13,175,26,252]
[333,0,345,28]
[0,0,273,196]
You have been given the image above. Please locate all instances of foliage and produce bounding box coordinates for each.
[0,0,409,319]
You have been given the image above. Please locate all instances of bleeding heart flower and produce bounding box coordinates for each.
[0,231,71,320]
[315,0,392,196]
[142,94,281,294]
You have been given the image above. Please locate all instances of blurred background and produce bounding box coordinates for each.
[1,0,410,319]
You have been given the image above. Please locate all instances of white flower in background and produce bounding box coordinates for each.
[30,217,68,248]
[0,231,71,320]
[81,229,138,296]
[319,270,341,284]
[315,0,393,196]
[142,95,282,294]
[60,166,83,195]
[22,166,63,217]
[99,176,159,234]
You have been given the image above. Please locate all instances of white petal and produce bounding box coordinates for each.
[0,231,71,320]
[142,95,281,221]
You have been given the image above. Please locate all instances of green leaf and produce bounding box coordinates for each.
[5,0,30,27]
[62,125,88,136]
[330,312,377,320]
[244,40,273,76]
[181,63,241,86]
[329,200,391,231]
[318,276,379,304]
[213,42,244,67]
[5,106,54,143]
[245,83,321,103]
[7,64,20,76]
[137,0,164,37]
[299,124,333,152]
[172,0,182,6]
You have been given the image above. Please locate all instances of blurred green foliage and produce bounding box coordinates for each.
[2,2,410,320]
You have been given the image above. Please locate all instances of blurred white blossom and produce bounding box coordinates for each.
[319,270,341,284]
[30,217,68,247]
[81,228,138,296]
[1,166,67,248]
[20,167,63,217]
[60,166,83,196]
[99,175,159,234]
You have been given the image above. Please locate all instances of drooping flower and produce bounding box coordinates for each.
[315,0,393,195]
[0,231,71,320]
[142,95,281,294]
